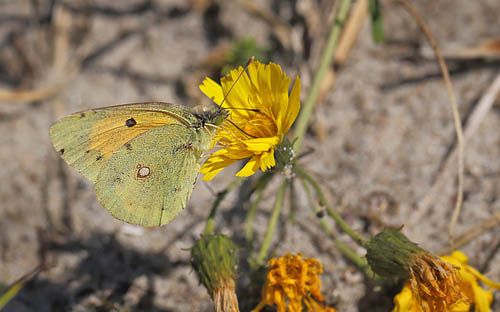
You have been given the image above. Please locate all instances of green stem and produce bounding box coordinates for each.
[293,0,352,152]
[245,186,265,246]
[295,164,369,248]
[256,179,288,264]
[245,172,274,246]
[288,178,297,222]
[0,264,44,309]
[204,177,244,235]
[299,176,369,272]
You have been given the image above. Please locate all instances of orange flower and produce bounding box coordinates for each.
[252,253,336,312]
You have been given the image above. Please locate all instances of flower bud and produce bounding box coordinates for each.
[191,234,240,312]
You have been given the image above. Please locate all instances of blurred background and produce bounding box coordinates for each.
[0,0,499,311]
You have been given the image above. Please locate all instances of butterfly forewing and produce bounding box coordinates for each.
[49,102,196,183]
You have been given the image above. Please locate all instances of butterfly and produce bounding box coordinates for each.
[49,102,228,226]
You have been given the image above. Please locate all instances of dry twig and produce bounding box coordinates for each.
[410,72,500,234]
[439,210,500,256]
[398,0,465,242]
[0,6,78,104]
[334,0,369,65]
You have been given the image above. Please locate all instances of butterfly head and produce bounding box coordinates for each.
[195,106,229,128]
[211,106,230,125]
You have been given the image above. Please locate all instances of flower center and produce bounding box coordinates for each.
[239,112,276,138]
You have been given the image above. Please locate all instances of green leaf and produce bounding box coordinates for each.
[369,0,385,43]
[222,38,269,75]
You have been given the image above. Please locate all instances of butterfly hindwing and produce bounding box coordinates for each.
[94,124,204,226]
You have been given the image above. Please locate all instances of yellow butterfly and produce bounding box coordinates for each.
[50,102,227,226]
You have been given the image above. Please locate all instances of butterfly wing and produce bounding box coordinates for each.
[94,124,205,226]
[49,102,195,183]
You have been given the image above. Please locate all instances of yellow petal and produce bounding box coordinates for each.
[392,285,421,312]
[210,148,253,160]
[444,251,500,289]
[247,61,263,94]
[260,150,276,171]
[244,137,280,152]
[471,284,493,312]
[448,300,473,312]
[199,77,224,105]
[448,251,468,263]
[282,76,301,134]
[268,63,291,130]
[221,66,256,118]
[201,156,238,181]
[236,155,261,177]
[466,266,500,289]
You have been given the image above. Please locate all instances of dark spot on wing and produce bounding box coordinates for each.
[126,118,137,127]
[85,150,90,154]
[96,155,103,161]
[59,148,65,155]
[125,143,132,151]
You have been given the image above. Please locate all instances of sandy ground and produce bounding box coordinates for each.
[0,0,499,311]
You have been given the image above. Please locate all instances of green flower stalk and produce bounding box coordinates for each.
[191,234,240,312]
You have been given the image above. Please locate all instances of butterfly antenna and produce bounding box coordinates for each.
[226,119,257,138]
[226,107,260,113]
[218,56,255,109]
[209,56,258,138]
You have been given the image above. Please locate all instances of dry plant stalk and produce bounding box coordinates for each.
[334,0,369,65]
[410,73,500,235]
[213,286,240,312]
[0,6,78,103]
[436,38,500,60]
[398,0,465,241]
[439,209,500,256]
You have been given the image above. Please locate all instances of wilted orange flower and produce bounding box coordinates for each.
[199,61,300,181]
[393,251,500,312]
[252,253,336,312]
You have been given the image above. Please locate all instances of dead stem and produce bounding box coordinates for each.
[439,210,500,256]
[410,72,500,236]
[398,0,464,242]
[0,6,78,104]
[334,0,369,65]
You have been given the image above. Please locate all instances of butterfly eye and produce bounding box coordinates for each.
[215,115,224,125]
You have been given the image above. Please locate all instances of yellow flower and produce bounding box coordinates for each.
[199,61,301,181]
[252,253,336,312]
[393,251,500,312]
